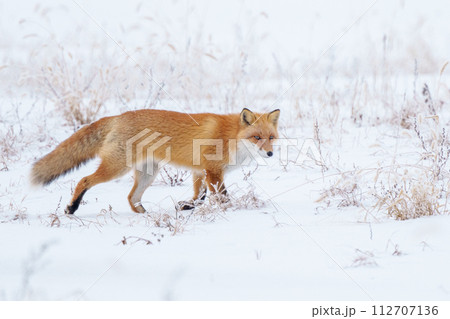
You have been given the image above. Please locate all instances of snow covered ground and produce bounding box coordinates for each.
[1,0,450,300]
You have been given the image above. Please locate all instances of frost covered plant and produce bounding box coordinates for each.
[194,186,266,220]
[351,249,378,267]
[317,171,363,208]
[159,167,189,187]
[374,116,450,220]
[375,181,443,220]
[318,110,450,220]
[20,47,118,128]
[0,125,22,169]
[233,188,267,210]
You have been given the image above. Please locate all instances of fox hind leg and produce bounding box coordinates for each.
[65,158,129,214]
[128,163,159,213]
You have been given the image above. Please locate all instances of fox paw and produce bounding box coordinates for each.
[64,205,75,215]
[177,200,196,211]
[132,202,148,214]
[177,198,205,211]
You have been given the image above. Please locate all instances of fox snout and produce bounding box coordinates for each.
[258,149,273,158]
[257,140,275,158]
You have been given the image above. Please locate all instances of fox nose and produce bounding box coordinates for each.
[267,151,273,157]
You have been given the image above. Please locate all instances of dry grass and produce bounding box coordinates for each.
[317,172,363,208]
[0,118,32,170]
[0,196,28,225]
[158,167,189,187]
[0,126,20,171]
[20,48,120,128]
[33,189,261,235]
[129,185,268,235]
[194,185,266,220]
[119,233,164,246]
[315,59,450,221]
[351,249,378,268]
[32,185,264,235]
[374,103,450,220]
[322,115,450,221]
[375,181,443,220]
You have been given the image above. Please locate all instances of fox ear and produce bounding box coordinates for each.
[267,109,280,127]
[240,108,256,126]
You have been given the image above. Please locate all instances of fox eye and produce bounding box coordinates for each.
[269,136,274,140]
[254,136,261,140]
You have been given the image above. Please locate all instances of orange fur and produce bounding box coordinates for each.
[30,108,280,214]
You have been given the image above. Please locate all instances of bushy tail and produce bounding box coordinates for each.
[31,117,112,186]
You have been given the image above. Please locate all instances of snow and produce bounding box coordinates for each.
[1,0,450,300]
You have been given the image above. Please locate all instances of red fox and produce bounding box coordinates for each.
[31,108,280,214]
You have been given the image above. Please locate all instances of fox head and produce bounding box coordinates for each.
[237,108,280,158]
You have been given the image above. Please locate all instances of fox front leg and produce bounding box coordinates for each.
[177,171,207,210]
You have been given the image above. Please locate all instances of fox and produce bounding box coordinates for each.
[30,108,280,214]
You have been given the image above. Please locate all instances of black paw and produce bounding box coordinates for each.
[177,200,196,211]
[64,205,75,214]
